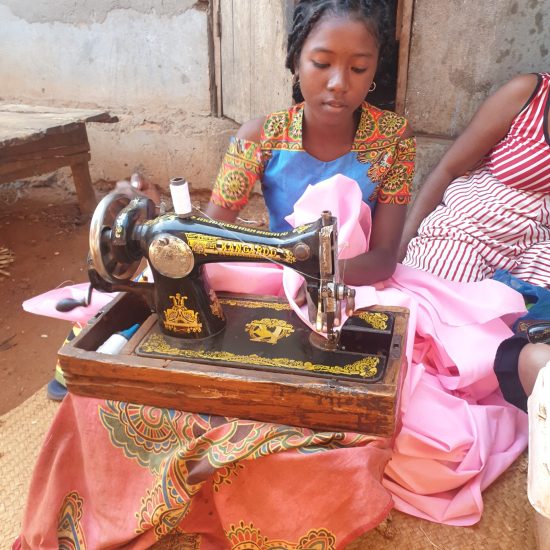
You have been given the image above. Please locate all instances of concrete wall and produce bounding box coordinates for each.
[406,0,549,186]
[0,0,238,191]
[1,0,548,193]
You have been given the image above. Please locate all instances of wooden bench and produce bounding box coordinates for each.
[0,104,118,215]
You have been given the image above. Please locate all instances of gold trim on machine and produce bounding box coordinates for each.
[245,318,294,344]
[162,293,202,334]
[140,333,380,378]
[185,233,296,263]
[219,298,292,311]
[355,312,389,331]
[209,290,225,320]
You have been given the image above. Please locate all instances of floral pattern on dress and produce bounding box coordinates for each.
[58,492,87,550]
[211,138,264,211]
[378,136,416,204]
[98,401,376,541]
[211,102,414,212]
[226,522,336,550]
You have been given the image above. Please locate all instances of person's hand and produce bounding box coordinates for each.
[114,173,161,205]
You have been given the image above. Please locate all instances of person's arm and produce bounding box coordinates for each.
[341,124,414,285]
[398,73,540,260]
[341,202,407,285]
[204,116,265,223]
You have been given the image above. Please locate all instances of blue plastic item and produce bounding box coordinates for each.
[492,269,550,331]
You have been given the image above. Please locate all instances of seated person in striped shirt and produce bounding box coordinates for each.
[399,72,550,288]
[399,72,550,550]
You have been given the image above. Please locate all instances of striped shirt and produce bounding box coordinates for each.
[487,73,550,193]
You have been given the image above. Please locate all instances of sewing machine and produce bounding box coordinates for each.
[88,192,355,348]
[58,191,409,436]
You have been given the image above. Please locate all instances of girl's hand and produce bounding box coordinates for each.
[115,173,161,205]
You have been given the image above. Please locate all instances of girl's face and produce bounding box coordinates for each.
[297,14,379,124]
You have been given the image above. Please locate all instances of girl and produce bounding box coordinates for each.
[206,0,415,286]
[17,3,417,548]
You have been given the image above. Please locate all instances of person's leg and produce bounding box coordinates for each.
[518,343,550,395]
[495,340,550,549]
[493,335,531,412]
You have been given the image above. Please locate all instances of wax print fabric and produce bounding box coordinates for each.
[211,101,415,231]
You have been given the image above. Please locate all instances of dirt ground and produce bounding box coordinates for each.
[0,174,267,415]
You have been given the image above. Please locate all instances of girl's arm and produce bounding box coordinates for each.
[341,202,407,285]
[398,73,540,260]
[341,124,414,285]
[204,117,265,222]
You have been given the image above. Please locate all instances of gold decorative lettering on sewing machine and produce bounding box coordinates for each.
[139,330,380,379]
[209,289,224,320]
[86,192,404,383]
[185,233,297,263]
[355,311,389,331]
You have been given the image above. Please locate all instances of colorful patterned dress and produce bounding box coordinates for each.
[211,101,415,230]
[404,73,550,287]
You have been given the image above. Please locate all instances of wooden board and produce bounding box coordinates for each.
[0,104,117,214]
[59,292,409,437]
[0,104,117,148]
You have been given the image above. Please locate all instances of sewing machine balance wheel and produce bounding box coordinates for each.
[89,192,147,284]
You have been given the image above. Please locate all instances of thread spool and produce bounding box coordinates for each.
[169,177,192,217]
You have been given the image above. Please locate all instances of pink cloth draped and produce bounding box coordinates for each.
[17,175,529,549]
[208,174,529,525]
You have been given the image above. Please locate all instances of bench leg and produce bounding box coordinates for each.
[70,161,97,216]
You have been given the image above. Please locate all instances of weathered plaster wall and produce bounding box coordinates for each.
[407,0,549,185]
[0,0,238,190]
[2,1,548,193]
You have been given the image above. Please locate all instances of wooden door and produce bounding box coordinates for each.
[216,0,294,124]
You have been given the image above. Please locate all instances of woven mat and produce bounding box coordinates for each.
[0,388,59,547]
[1,389,536,550]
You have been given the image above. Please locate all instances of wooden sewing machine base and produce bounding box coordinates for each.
[59,292,409,437]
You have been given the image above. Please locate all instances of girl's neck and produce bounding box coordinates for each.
[301,105,361,162]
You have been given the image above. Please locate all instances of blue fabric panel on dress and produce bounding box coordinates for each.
[262,149,377,232]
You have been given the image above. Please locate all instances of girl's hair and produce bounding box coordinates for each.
[286,0,393,103]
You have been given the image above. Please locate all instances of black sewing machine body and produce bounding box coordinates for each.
[85,193,405,383]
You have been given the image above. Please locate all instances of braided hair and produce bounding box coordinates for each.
[286,0,393,103]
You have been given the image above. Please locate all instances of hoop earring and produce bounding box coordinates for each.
[369,81,377,93]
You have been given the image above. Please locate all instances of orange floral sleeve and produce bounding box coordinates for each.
[210,138,265,211]
[378,136,416,205]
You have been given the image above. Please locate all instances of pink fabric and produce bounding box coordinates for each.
[22,283,117,324]
[207,174,529,525]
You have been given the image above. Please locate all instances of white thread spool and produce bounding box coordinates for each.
[170,177,193,217]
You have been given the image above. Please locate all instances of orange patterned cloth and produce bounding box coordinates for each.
[211,102,414,231]
[16,395,392,549]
